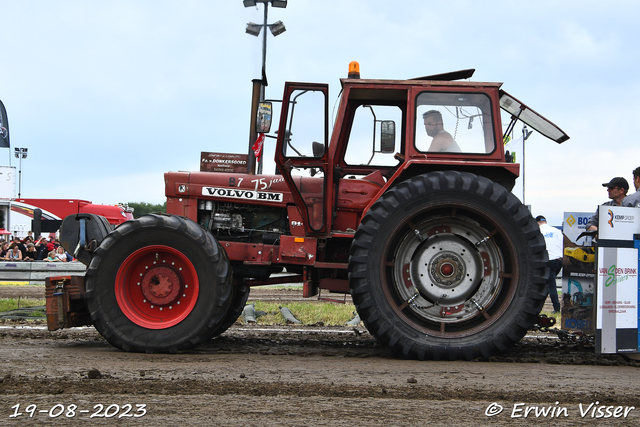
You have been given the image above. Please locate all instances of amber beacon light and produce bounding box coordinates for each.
[348,61,360,79]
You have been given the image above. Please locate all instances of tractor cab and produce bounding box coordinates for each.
[273,63,568,236]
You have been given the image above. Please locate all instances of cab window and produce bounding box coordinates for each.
[415,92,495,154]
[344,104,401,167]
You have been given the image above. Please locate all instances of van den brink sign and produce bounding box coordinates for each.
[200,152,248,173]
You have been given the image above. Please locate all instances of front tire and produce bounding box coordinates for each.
[349,171,548,360]
[86,214,232,353]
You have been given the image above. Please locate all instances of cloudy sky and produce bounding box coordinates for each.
[1,0,639,225]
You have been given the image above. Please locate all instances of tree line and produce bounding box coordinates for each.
[124,202,167,219]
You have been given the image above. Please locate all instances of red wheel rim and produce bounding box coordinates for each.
[115,245,199,329]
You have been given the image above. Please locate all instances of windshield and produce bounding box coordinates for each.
[415,91,496,154]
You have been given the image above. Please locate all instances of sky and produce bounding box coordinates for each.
[1,0,639,226]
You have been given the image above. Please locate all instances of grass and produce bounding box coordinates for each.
[0,298,46,313]
[248,301,358,326]
[0,297,358,325]
[0,296,566,328]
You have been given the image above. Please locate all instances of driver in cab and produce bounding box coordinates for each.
[423,110,461,152]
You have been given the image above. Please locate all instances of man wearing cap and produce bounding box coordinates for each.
[585,177,629,231]
[622,167,640,208]
[536,215,563,313]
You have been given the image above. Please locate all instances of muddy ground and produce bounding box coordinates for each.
[1,286,639,426]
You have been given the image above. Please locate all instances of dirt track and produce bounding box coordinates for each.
[1,286,639,426]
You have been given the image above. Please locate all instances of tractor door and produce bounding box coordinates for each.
[275,83,330,234]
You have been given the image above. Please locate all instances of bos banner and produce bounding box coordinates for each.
[561,212,596,332]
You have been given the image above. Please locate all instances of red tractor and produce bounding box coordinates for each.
[55,64,568,360]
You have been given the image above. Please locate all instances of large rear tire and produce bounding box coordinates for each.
[349,171,548,360]
[85,214,232,353]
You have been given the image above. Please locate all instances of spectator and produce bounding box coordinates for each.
[536,215,563,313]
[0,242,9,258]
[23,243,39,261]
[34,237,47,259]
[585,177,629,231]
[45,250,58,262]
[622,166,640,208]
[11,236,27,259]
[55,246,68,262]
[4,244,23,261]
[39,242,56,261]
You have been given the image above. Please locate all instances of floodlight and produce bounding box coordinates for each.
[269,20,286,36]
[13,147,28,197]
[243,0,257,7]
[271,0,288,8]
[245,22,262,36]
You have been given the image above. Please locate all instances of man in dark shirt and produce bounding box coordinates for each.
[585,177,629,231]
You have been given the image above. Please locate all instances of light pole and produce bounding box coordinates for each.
[14,147,27,198]
[244,0,287,174]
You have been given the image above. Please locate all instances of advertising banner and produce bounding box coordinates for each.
[598,205,640,242]
[596,246,638,354]
[561,212,595,332]
[563,212,594,246]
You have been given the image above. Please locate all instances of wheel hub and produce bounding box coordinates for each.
[431,253,464,286]
[140,266,181,306]
[410,234,483,306]
[439,261,454,277]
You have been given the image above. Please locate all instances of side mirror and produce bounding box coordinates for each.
[256,101,272,133]
[0,100,9,148]
[312,141,325,158]
[380,120,395,153]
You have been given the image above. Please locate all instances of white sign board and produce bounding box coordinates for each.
[598,205,640,241]
[596,247,639,353]
[0,166,16,200]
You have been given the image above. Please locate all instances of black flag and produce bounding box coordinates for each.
[0,100,9,148]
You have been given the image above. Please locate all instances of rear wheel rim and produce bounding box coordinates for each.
[381,204,518,338]
[115,245,199,329]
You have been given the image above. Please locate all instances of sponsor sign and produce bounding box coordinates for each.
[200,152,248,173]
[598,206,640,241]
[561,212,595,332]
[563,212,593,246]
[0,166,16,200]
[596,246,638,354]
[202,187,283,202]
